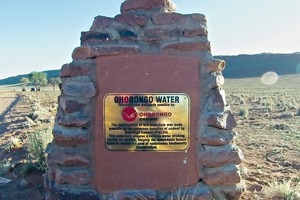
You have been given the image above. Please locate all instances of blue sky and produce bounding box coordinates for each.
[0,0,300,79]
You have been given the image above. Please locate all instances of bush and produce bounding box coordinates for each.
[0,158,12,175]
[239,108,249,119]
[265,179,300,200]
[26,129,53,171]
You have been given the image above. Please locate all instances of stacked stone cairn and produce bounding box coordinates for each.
[45,0,245,199]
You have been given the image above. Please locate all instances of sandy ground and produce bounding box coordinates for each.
[0,92,52,200]
[0,79,299,199]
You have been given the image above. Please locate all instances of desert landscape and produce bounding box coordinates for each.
[0,88,59,199]
[0,74,299,199]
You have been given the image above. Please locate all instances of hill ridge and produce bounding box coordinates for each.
[216,52,300,78]
[0,69,60,86]
[1,53,300,85]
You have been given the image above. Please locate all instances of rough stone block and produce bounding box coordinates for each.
[121,0,176,13]
[60,97,86,113]
[60,62,93,78]
[162,41,210,52]
[207,72,225,89]
[53,129,90,147]
[90,15,113,31]
[188,13,207,22]
[115,13,149,26]
[72,45,141,60]
[184,27,208,37]
[204,59,226,72]
[206,88,227,113]
[206,111,237,130]
[201,165,241,186]
[111,190,157,200]
[46,188,100,200]
[56,168,91,185]
[144,28,183,41]
[152,12,185,25]
[199,128,237,146]
[49,151,90,167]
[58,116,90,128]
[81,31,111,45]
[198,145,243,167]
[118,29,139,41]
[210,182,245,200]
[62,81,96,98]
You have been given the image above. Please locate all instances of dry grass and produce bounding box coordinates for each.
[265,179,300,200]
[225,75,300,199]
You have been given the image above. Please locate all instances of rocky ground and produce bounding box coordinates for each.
[0,75,299,199]
[225,75,300,199]
[0,91,59,200]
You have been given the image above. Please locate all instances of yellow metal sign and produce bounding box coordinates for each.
[104,94,190,151]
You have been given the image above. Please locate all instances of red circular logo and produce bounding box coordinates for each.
[122,107,137,122]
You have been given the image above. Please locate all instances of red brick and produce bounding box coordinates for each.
[144,28,182,41]
[115,13,148,26]
[121,0,176,13]
[152,12,184,25]
[162,41,210,52]
[53,130,90,147]
[90,15,113,31]
[72,45,141,60]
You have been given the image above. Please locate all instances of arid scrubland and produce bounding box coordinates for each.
[225,74,300,199]
[0,74,299,199]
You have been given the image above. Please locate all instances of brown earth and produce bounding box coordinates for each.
[0,91,59,200]
[0,75,299,199]
[225,75,300,199]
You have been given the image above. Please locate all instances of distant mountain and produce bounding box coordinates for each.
[216,53,300,78]
[0,53,299,85]
[0,69,60,85]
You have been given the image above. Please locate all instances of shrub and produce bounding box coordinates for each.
[265,179,300,200]
[0,158,12,175]
[239,108,249,119]
[26,128,53,171]
[5,136,22,151]
[21,163,39,175]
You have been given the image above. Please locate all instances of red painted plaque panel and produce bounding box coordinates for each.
[93,54,200,193]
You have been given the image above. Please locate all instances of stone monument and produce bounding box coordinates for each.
[45,0,245,199]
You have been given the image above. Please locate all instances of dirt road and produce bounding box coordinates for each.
[0,92,20,122]
[0,92,46,200]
